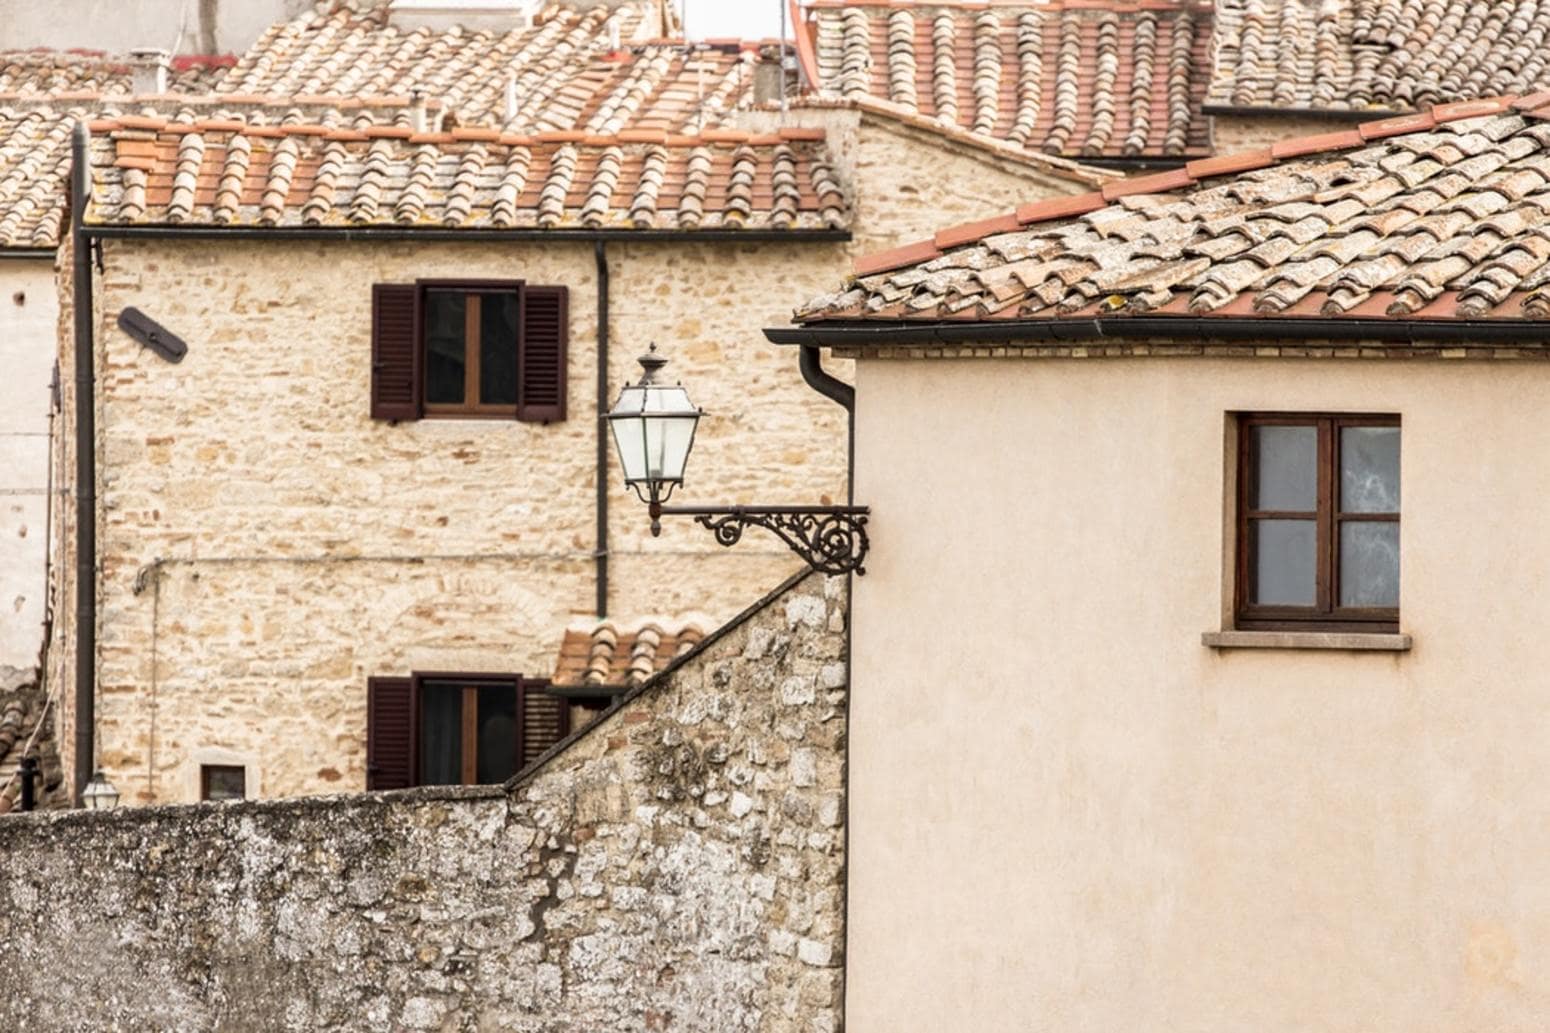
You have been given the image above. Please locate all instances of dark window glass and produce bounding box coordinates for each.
[201,765,246,801]
[479,292,519,406]
[476,685,518,783]
[419,681,463,786]
[1238,415,1400,631]
[424,291,467,405]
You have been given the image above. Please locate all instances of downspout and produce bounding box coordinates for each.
[70,121,96,803]
[799,344,854,503]
[796,341,856,1030]
[595,241,610,618]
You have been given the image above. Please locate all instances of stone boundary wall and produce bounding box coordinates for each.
[0,572,848,1033]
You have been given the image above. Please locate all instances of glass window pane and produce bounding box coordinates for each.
[1252,425,1317,511]
[476,685,518,784]
[479,291,519,406]
[424,292,467,405]
[419,682,462,786]
[202,766,245,801]
[1340,522,1400,608]
[1252,519,1317,606]
[1341,427,1400,514]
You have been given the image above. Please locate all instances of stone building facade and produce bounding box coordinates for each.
[1,571,849,1032]
[45,99,1098,805]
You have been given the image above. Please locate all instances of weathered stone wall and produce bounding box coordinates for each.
[0,571,848,1032]
[0,664,65,813]
[53,119,1085,805]
[0,259,60,670]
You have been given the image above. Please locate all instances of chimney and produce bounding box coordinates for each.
[753,51,784,107]
[409,91,429,133]
[129,49,170,95]
[503,75,518,124]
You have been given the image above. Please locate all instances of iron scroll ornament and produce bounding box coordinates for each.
[652,504,871,576]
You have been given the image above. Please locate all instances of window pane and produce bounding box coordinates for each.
[476,685,518,784]
[479,292,519,406]
[1341,427,1400,514]
[1252,519,1316,606]
[202,766,245,801]
[424,292,467,405]
[1252,425,1317,511]
[1340,522,1400,608]
[419,682,462,786]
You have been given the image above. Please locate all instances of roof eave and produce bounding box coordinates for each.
[765,315,1550,348]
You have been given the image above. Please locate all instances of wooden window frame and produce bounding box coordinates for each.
[410,671,527,787]
[200,764,247,801]
[417,279,524,419]
[1234,413,1400,633]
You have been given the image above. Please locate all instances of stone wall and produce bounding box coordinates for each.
[0,571,848,1032]
[1209,113,1358,154]
[51,119,1085,804]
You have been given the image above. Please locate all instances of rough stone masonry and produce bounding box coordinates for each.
[0,572,848,1032]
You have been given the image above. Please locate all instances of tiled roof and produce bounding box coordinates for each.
[796,97,1550,324]
[214,1,753,134]
[83,111,850,231]
[552,619,707,688]
[1208,0,1550,113]
[0,105,85,248]
[801,0,1213,161]
[0,50,232,96]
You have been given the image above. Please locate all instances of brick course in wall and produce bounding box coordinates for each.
[0,571,848,1032]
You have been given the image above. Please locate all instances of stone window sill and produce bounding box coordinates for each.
[1201,630,1413,652]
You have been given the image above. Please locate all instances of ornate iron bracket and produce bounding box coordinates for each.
[649,503,871,576]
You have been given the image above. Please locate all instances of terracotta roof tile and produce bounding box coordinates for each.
[802,103,1550,326]
[552,618,707,688]
[806,0,1213,160]
[1208,0,1550,114]
[84,118,853,233]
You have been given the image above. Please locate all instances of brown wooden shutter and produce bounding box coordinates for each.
[366,676,416,790]
[518,678,571,768]
[371,284,421,421]
[517,285,568,423]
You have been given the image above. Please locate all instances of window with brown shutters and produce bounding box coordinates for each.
[365,673,572,789]
[369,280,568,423]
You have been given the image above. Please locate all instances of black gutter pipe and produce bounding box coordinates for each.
[70,121,96,805]
[799,345,856,504]
[595,241,610,619]
[81,225,852,245]
[766,315,1550,348]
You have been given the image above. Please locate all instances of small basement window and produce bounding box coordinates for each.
[200,764,247,802]
[1235,414,1400,632]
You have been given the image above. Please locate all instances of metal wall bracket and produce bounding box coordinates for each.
[118,307,187,363]
[651,503,871,576]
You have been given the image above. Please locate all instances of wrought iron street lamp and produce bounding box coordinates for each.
[607,347,871,575]
[81,769,120,811]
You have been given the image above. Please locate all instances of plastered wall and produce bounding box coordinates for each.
[849,352,1550,1033]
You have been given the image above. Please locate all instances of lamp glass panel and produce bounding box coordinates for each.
[610,414,648,483]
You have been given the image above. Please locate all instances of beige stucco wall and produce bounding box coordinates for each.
[1211,113,1362,153]
[51,122,1089,805]
[849,352,1550,1032]
[0,258,59,671]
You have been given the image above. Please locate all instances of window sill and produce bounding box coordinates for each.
[1202,630,1413,652]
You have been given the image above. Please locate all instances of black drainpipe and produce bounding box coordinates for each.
[595,241,610,618]
[70,121,96,803]
[799,344,855,504]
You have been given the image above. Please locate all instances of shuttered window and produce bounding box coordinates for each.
[369,280,568,423]
[365,673,571,790]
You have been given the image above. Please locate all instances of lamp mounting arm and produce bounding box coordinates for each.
[648,499,871,576]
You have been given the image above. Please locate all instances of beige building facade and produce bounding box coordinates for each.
[52,108,1099,806]
[840,350,1550,1032]
[0,258,60,672]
